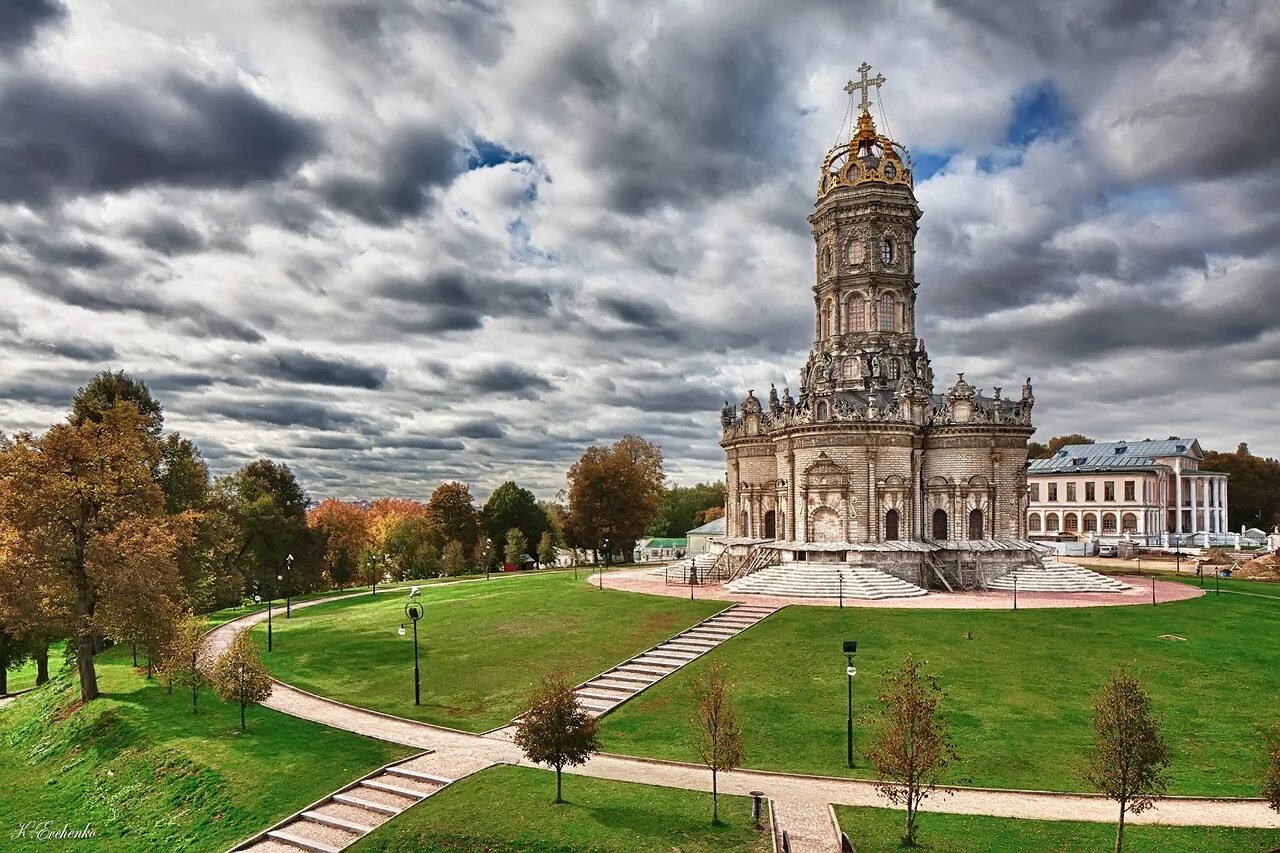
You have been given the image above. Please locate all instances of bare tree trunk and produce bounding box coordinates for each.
[1114,802,1126,853]
[75,632,98,703]
[555,765,563,803]
[240,700,246,731]
[191,650,199,713]
[0,666,7,695]
[35,643,49,685]
[132,643,137,667]
[712,767,719,824]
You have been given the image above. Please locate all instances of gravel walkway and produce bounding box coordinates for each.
[203,582,1279,836]
[599,569,1202,609]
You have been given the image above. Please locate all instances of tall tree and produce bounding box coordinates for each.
[648,482,727,538]
[308,499,371,589]
[69,369,164,436]
[212,628,274,731]
[865,653,957,848]
[0,403,182,703]
[482,481,550,558]
[504,527,528,565]
[566,435,665,565]
[1202,443,1280,531]
[157,433,211,514]
[1084,667,1170,853]
[513,672,601,803]
[688,660,745,824]
[425,482,481,555]
[220,460,317,600]
[537,531,557,568]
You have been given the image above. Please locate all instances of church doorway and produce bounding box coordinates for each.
[885,508,900,541]
[932,508,948,540]
[968,508,984,540]
[764,510,777,539]
[811,507,841,541]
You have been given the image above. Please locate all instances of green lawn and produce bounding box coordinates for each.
[0,644,413,852]
[250,572,725,731]
[601,593,1280,796]
[835,805,1280,852]
[350,764,771,853]
[5,640,69,695]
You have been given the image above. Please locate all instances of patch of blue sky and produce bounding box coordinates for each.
[1006,80,1072,147]
[467,137,533,170]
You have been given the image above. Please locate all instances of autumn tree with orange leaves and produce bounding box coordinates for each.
[566,435,665,565]
[308,499,371,589]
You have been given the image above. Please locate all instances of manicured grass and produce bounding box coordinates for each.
[251,571,725,731]
[201,575,487,627]
[0,644,413,852]
[601,593,1280,796]
[350,764,771,853]
[835,805,1280,852]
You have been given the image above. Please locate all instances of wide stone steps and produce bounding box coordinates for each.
[988,561,1131,593]
[726,562,927,599]
[554,602,779,719]
[236,762,449,852]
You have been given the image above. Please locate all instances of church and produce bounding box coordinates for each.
[716,65,1045,592]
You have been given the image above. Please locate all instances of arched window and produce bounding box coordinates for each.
[887,359,901,380]
[968,508,984,540]
[764,510,776,539]
[1028,513,1042,532]
[822,246,832,272]
[740,510,749,537]
[821,299,835,338]
[842,359,858,380]
[932,508,948,540]
[879,294,895,331]
[1102,512,1117,533]
[1064,513,1079,532]
[1084,513,1098,533]
[885,508,900,541]
[847,296,866,332]
[1046,512,1060,532]
[882,236,894,265]
[1121,512,1138,533]
[816,401,829,421]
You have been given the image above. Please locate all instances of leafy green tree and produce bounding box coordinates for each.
[647,482,727,537]
[866,653,957,848]
[220,460,318,599]
[425,482,481,556]
[384,514,440,580]
[1084,667,1170,853]
[537,531,557,568]
[504,527,528,564]
[212,628,274,731]
[482,482,550,560]
[513,672,601,803]
[1027,441,1049,459]
[158,433,210,514]
[70,369,164,436]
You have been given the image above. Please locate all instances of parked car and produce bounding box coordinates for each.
[1097,544,1118,558]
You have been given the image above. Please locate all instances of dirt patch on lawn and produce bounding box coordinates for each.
[1235,552,1280,582]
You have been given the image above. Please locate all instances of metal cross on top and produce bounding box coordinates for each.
[844,62,886,114]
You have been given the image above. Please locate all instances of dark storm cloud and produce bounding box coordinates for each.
[453,418,505,439]
[0,73,319,205]
[201,398,373,431]
[129,219,206,255]
[460,363,552,397]
[598,295,671,328]
[19,234,113,269]
[0,376,71,407]
[0,0,64,51]
[381,434,467,451]
[376,269,553,333]
[319,124,468,224]
[43,339,118,362]
[255,349,389,390]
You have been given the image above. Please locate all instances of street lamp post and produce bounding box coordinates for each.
[843,640,857,768]
[266,584,275,652]
[284,553,294,617]
[838,573,844,609]
[1013,572,1018,611]
[599,538,609,590]
[401,597,425,706]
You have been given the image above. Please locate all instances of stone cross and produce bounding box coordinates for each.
[844,62,886,114]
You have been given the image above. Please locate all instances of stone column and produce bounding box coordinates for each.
[1174,467,1183,535]
[1219,479,1228,536]
[787,448,797,541]
[1189,476,1198,536]
[868,451,878,542]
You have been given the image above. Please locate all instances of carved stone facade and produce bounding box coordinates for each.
[721,75,1035,547]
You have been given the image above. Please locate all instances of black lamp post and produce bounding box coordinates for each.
[599,538,609,590]
[284,553,294,617]
[1013,572,1018,611]
[266,583,274,652]
[843,640,858,768]
[400,597,424,706]
[838,572,844,609]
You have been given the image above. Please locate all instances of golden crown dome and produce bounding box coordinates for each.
[818,63,913,199]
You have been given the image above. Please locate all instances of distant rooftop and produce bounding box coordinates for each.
[1029,438,1205,475]
[686,517,726,536]
[642,537,687,550]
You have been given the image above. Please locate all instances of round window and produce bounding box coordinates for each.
[884,162,897,180]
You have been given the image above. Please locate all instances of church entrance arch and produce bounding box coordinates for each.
[764,510,777,539]
[811,507,841,541]
[968,508,983,540]
[932,508,948,540]
[885,508,900,541]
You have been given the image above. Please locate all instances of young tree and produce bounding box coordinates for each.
[441,540,468,577]
[1084,667,1170,853]
[537,531,557,568]
[865,653,957,848]
[0,403,180,703]
[212,628,274,731]
[688,661,745,824]
[164,613,209,712]
[504,527,528,565]
[1264,720,1280,814]
[513,672,601,803]
[425,482,481,555]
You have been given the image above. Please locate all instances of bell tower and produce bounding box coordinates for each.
[806,63,924,395]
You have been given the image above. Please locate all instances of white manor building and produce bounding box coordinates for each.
[1026,439,1228,542]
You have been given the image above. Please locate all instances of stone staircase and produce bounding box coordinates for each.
[987,558,1131,593]
[563,603,779,718]
[233,759,451,853]
[726,562,928,600]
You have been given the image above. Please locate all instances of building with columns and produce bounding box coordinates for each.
[1026,439,1229,542]
[716,66,1040,588]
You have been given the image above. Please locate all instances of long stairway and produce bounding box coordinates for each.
[987,558,1131,593]
[235,760,451,853]
[564,603,778,719]
[726,562,927,600]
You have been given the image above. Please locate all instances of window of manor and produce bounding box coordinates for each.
[1104,481,1115,501]
[1048,483,1058,501]
[1124,480,1136,501]
[1066,483,1077,502]
[1030,483,1040,501]
[1085,482,1095,502]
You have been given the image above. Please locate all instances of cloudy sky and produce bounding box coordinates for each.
[1,0,1277,501]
